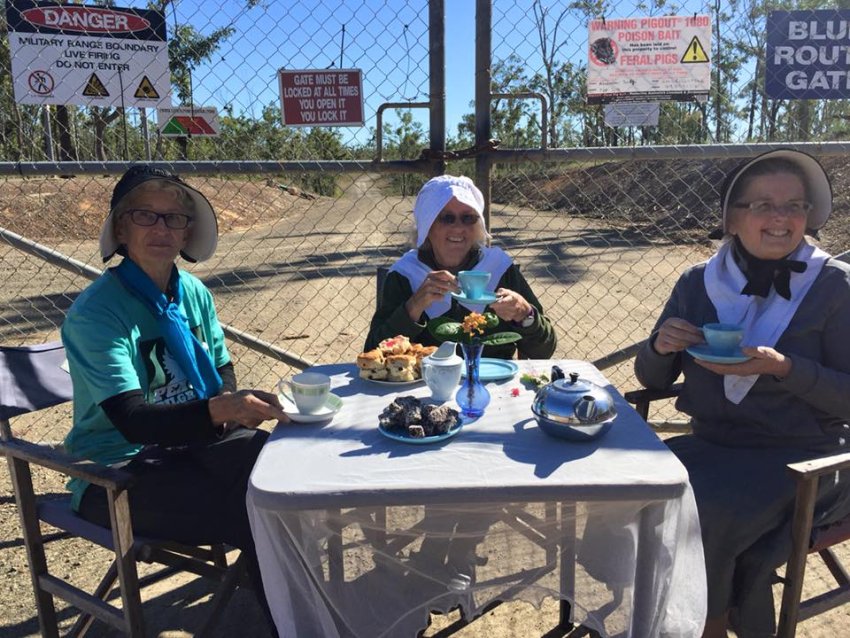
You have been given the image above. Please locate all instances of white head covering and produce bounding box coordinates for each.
[413,175,485,247]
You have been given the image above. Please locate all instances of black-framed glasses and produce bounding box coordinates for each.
[436,212,478,226]
[732,200,813,217]
[124,209,193,229]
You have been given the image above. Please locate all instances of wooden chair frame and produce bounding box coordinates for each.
[0,342,246,637]
[624,385,850,637]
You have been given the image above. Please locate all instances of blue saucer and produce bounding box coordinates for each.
[462,358,519,381]
[451,291,499,305]
[378,422,462,445]
[686,344,751,364]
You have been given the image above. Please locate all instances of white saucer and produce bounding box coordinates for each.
[451,291,499,305]
[278,391,343,423]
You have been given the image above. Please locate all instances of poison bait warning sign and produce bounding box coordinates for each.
[587,14,711,104]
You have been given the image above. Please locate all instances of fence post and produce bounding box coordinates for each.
[474,0,492,232]
[428,0,446,177]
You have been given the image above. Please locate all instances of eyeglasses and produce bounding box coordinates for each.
[124,209,193,229]
[732,200,813,217]
[436,212,479,226]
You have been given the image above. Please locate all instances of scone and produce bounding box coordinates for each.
[356,348,388,380]
[378,335,411,356]
[409,344,437,375]
[386,353,417,381]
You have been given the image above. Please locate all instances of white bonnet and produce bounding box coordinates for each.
[414,175,485,247]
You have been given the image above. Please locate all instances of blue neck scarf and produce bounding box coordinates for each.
[112,258,222,399]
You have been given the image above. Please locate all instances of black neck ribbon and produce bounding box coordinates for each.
[731,236,807,300]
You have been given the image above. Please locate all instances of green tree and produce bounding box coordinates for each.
[380,109,426,196]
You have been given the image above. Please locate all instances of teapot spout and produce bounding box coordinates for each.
[433,341,458,359]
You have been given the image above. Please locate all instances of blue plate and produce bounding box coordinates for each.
[451,291,499,305]
[378,422,462,445]
[686,344,751,364]
[462,358,519,381]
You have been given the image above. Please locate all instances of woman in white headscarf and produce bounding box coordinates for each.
[635,149,850,638]
[365,175,557,359]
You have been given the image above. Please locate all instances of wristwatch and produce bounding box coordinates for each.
[516,306,536,329]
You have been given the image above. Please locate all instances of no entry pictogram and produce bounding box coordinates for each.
[28,70,54,95]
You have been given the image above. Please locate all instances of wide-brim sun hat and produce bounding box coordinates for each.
[99,165,218,263]
[720,148,832,233]
[414,175,485,247]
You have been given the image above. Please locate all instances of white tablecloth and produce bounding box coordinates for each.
[247,360,706,637]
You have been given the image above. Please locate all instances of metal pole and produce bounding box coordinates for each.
[428,0,446,177]
[42,105,55,161]
[140,108,152,161]
[475,0,492,232]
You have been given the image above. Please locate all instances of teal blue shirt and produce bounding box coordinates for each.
[61,266,230,510]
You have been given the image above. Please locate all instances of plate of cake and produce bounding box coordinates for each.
[356,335,437,385]
[377,396,462,444]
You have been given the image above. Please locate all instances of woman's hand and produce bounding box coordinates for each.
[489,288,533,323]
[208,389,289,428]
[406,270,460,321]
[695,346,792,378]
[653,318,704,355]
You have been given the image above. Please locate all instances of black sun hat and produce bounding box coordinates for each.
[717,149,832,236]
[99,165,218,263]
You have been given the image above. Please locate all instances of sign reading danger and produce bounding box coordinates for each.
[278,69,364,127]
[587,14,711,104]
[5,0,171,108]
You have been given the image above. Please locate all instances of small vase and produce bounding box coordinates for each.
[456,342,490,418]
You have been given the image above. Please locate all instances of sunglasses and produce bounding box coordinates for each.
[436,212,479,226]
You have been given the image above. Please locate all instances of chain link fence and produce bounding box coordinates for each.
[2,0,850,635]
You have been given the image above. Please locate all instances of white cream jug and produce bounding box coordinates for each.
[420,341,463,402]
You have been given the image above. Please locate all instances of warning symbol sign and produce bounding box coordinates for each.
[681,36,709,63]
[82,74,109,97]
[134,76,160,99]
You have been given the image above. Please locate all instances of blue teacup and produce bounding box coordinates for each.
[457,270,491,299]
[702,323,743,356]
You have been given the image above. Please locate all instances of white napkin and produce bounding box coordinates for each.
[703,240,829,403]
[389,246,513,318]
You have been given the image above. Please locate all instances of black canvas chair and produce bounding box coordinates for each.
[0,341,245,637]
[624,385,850,637]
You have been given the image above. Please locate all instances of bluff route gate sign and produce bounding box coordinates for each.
[767,10,850,100]
[5,0,171,108]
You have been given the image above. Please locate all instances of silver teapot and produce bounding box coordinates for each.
[531,366,617,441]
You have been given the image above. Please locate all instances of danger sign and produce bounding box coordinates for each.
[5,0,171,108]
[587,14,712,104]
[278,69,365,127]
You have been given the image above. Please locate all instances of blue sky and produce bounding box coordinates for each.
[174,0,481,142]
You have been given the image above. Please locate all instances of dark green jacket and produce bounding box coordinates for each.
[365,252,557,360]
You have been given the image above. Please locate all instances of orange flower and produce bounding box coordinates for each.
[461,312,488,338]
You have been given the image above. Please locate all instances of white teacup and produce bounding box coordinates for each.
[278,372,331,414]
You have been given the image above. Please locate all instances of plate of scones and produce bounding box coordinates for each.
[356,335,437,384]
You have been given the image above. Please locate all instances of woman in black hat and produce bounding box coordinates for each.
[635,150,850,637]
[61,165,286,635]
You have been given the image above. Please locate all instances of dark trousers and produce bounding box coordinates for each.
[78,427,276,636]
